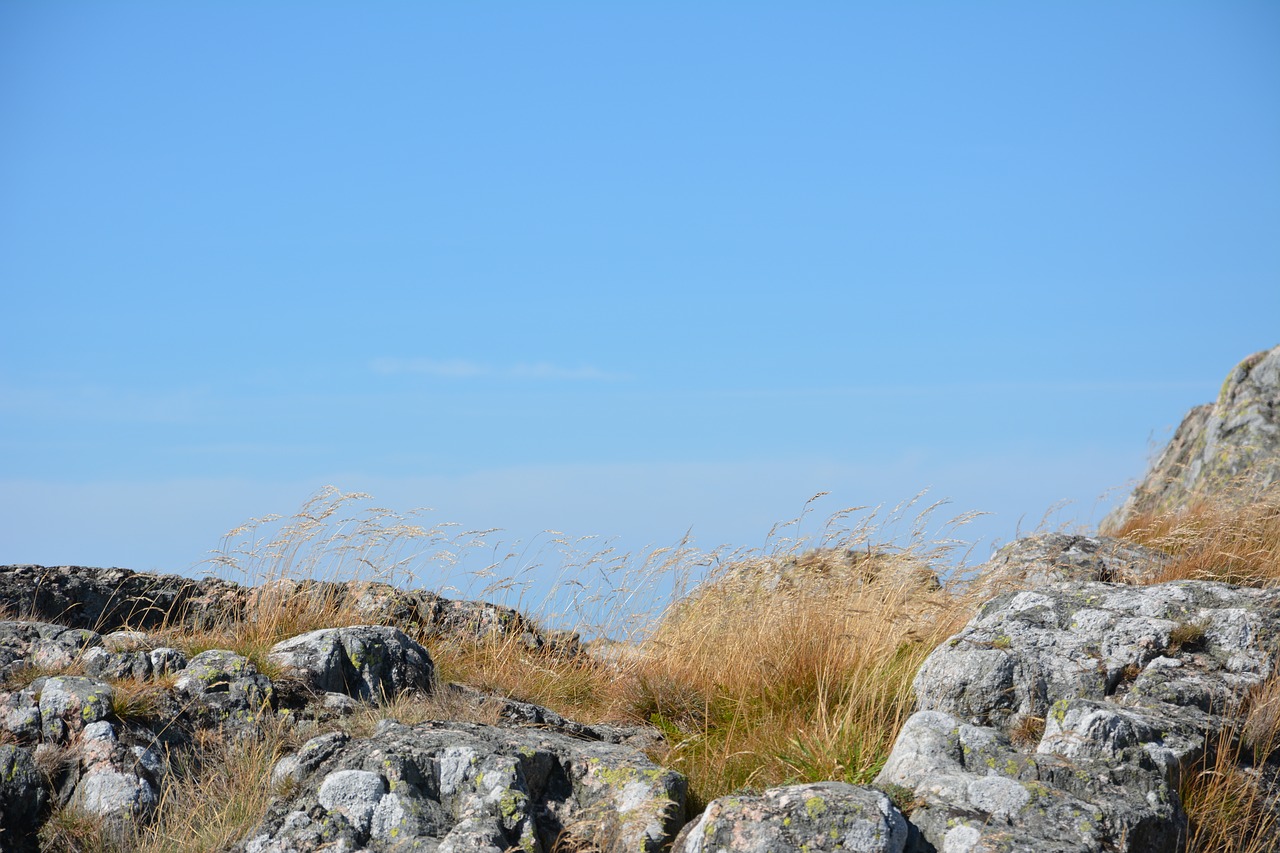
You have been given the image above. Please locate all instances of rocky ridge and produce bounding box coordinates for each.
[1104,343,1280,532]
[3,345,1279,852]
[3,538,1276,852]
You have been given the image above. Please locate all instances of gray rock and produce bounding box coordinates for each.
[39,675,114,742]
[673,782,909,853]
[0,745,47,853]
[241,719,687,853]
[0,565,583,657]
[173,649,275,726]
[0,564,247,632]
[1104,344,1280,530]
[0,686,42,742]
[0,619,103,679]
[82,645,154,680]
[72,717,163,824]
[267,625,435,703]
[973,533,1172,593]
[877,579,1280,851]
[149,646,188,675]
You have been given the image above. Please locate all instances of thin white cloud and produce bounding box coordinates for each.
[370,358,623,381]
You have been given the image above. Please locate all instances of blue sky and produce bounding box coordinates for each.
[2,2,1278,590]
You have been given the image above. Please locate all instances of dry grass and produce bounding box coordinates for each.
[616,552,973,807]
[429,631,613,716]
[131,715,302,853]
[1111,481,1280,586]
[1181,672,1280,853]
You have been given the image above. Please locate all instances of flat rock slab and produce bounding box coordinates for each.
[674,782,910,853]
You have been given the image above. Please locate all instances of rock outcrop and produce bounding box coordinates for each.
[0,599,673,851]
[971,533,1171,593]
[244,721,687,853]
[877,579,1280,851]
[1104,344,1280,531]
[0,564,582,655]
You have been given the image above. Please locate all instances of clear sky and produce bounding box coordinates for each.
[2,3,1278,594]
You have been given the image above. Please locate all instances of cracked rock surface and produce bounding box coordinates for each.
[877,580,1280,852]
[240,720,687,853]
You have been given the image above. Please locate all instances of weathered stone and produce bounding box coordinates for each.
[173,649,275,726]
[241,719,687,853]
[1104,344,1280,530]
[673,782,909,853]
[149,646,188,675]
[0,620,104,679]
[0,565,583,656]
[39,675,114,742]
[0,686,42,742]
[878,579,1280,851]
[72,719,162,824]
[0,565,247,632]
[267,625,434,703]
[973,533,1172,594]
[82,645,153,680]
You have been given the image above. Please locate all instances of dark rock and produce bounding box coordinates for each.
[0,565,582,656]
[0,745,47,853]
[0,564,246,632]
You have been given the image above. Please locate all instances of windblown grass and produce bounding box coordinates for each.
[1111,481,1280,586]
[1181,671,1280,853]
[617,545,974,807]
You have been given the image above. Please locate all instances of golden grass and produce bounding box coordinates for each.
[1181,673,1280,853]
[615,553,973,807]
[130,715,301,853]
[1111,481,1280,586]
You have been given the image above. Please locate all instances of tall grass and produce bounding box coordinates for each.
[617,552,971,807]
[1110,481,1280,586]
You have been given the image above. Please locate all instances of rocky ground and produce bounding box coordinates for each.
[1,344,1277,852]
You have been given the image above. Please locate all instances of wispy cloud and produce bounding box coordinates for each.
[370,358,624,381]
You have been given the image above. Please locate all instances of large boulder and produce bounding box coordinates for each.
[877,580,1280,851]
[241,719,687,853]
[1104,344,1280,531]
[267,625,435,703]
